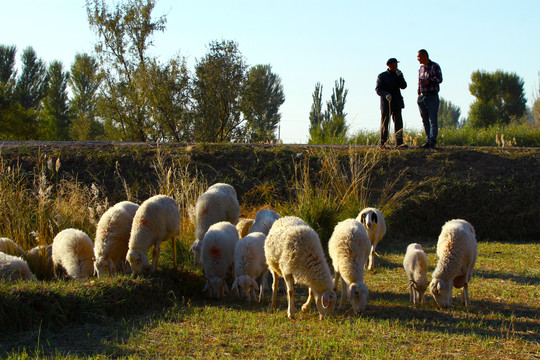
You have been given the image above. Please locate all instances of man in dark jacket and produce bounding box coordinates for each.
[376,58,407,148]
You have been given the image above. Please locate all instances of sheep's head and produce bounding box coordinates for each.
[430,278,452,308]
[348,282,369,313]
[410,279,428,304]
[189,240,202,267]
[360,211,378,229]
[203,277,228,299]
[126,249,152,275]
[232,275,259,302]
[94,256,115,278]
[314,289,337,319]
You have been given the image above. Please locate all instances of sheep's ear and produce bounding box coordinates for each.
[361,213,366,223]
[372,213,378,224]
[231,278,238,290]
[437,281,444,293]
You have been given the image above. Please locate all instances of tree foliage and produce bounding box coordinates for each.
[438,97,461,128]
[41,61,71,140]
[240,64,285,142]
[308,78,348,144]
[467,70,527,128]
[192,40,247,142]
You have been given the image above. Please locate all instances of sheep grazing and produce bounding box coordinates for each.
[24,244,54,280]
[236,218,254,238]
[201,221,240,299]
[94,201,139,277]
[265,216,337,320]
[126,195,181,275]
[403,243,429,305]
[232,232,268,302]
[0,252,35,282]
[357,207,387,271]
[190,183,240,266]
[328,219,371,313]
[248,209,280,236]
[0,237,24,257]
[430,219,478,308]
[52,228,94,280]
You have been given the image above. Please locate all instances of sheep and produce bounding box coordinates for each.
[231,232,268,302]
[201,221,239,299]
[403,243,429,305]
[0,251,35,282]
[190,183,240,266]
[24,244,54,280]
[248,209,280,236]
[0,237,24,257]
[328,219,370,313]
[52,228,94,280]
[430,219,477,308]
[357,207,387,271]
[236,218,254,238]
[93,201,139,277]
[126,195,181,275]
[265,216,337,320]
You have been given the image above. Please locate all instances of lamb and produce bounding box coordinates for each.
[24,244,54,280]
[0,251,35,282]
[236,218,254,238]
[232,232,268,302]
[357,207,387,271]
[0,237,24,257]
[93,201,139,277]
[201,221,239,298]
[190,183,240,266]
[52,228,94,279]
[126,195,181,275]
[430,219,477,308]
[403,243,429,305]
[328,219,370,313]
[265,216,337,320]
[248,209,280,236]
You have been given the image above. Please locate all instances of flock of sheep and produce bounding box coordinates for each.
[0,182,478,319]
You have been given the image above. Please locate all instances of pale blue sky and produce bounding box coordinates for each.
[1,0,539,143]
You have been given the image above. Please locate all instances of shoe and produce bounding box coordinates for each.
[397,144,409,149]
[421,143,431,149]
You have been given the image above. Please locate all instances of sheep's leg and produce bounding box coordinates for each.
[462,283,470,307]
[409,285,414,304]
[258,270,268,302]
[332,271,340,291]
[284,274,296,319]
[301,288,314,313]
[339,278,348,310]
[152,244,161,272]
[368,245,375,271]
[270,270,279,310]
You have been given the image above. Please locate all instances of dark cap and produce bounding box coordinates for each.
[386,58,399,66]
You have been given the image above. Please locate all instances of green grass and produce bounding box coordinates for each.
[1,242,538,359]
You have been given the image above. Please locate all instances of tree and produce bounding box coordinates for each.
[309,82,324,133]
[69,53,104,140]
[309,78,348,144]
[192,40,247,142]
[467,70,527,128]
[42,61,71,140]
[0,45,23,140]
[86,0,167,141]
[240,64,285,142]
[438,97,461,128]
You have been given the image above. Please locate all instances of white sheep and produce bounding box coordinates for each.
[24,244,54,280]
[126,195,181,275]
[201,221,240,298]
[190,183,240,267]
[265,216,337,320]
[93,201,139,277]
[232,232,268,302]
[52,228,94,280]
[0,237,24,257]
[403,243,429,305]
[247,209,280,236]
[328,219,370,313]
[0,251,35,282]
[236,218,254,238]
[430,219,477,308]
[357,207,387,271]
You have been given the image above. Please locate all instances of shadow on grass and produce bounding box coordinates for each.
[475,268,540,285]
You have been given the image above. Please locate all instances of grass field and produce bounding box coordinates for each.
[0,142,538,359]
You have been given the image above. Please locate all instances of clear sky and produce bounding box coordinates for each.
[1,0,539,143]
